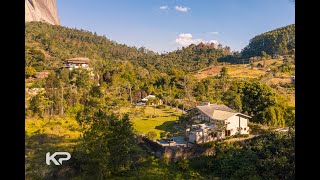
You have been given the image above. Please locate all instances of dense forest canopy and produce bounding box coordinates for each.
[241,24,295,58]
[25,22,231,73]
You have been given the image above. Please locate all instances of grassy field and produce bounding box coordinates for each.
[25,116,81,179]
[129,106,183,139]
[194,59,285,80]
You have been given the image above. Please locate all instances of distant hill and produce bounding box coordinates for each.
[151,43,230,72]
[241,24,295,58]
[25,22,147,71]
[25,22,230,73]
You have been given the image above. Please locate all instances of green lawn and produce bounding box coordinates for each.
[25,106,183,178]
[130,106,183,139]
[25,116,81,179]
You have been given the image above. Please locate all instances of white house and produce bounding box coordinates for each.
[185,102,251,143]
[61,57,92,71]
[141,95,156,102]
[140,95,163,105]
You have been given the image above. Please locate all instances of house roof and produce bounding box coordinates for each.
[197,104,235,113]
[195,104,251,120]
[64,57,91,63]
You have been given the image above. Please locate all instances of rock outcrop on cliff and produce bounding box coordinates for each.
[25,0,60,25]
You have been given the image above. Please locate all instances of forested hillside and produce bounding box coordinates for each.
[241,24,295,58]
[25,22,295,179]
[26,22,230,73]
[25,21,294,128]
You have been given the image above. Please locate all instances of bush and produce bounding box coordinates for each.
[146,131,157,140]
[156,105,166,109]
[160,131,169,139]
[176,158,189,171]
[178,104,184,110]
[233,134,250,138]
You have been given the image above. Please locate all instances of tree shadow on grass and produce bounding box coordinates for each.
[25,133,78,179]
[155,121,180,134]
[162,109,174,114]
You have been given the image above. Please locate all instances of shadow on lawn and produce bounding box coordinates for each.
[25,133,78,179]
[155,121,180,134]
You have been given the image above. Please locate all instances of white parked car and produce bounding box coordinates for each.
[136,102,146,106]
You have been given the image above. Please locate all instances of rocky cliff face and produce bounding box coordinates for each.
[25,0,60,25]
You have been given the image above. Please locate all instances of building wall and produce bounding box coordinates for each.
[225,115,249,136]
[188,132,197,143]
[187,129,214,144]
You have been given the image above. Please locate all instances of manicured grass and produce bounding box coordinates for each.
[130,106,183,139]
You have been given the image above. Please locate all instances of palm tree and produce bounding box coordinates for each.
[148,97,160,117]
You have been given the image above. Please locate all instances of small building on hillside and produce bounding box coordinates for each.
[141,95,156,102]
[34,70,52,79]
[140,95,163,105]
[185,102,251,143]
[61,57,91,70]
[273,54,284,59]
[26,88,45,96]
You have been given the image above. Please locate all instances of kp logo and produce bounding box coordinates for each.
[46,152,71,165]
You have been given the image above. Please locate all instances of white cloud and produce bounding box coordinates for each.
[210,32,219,35]
[160,5,168,10]
[178,33,193,39]
[175,33,219,47]
[175,6,190,12]
[208,40,219,44]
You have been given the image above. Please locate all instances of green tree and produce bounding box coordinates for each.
[261,51,269,59]
[177,158,189,171]
[25,66,37,78]
[220,66,229,79]
[148,97,160,117]
[29,90,52,117]
[146,131,157,140]
[77,110,142,177]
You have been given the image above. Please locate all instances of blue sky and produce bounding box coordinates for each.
[56,0,294,53]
